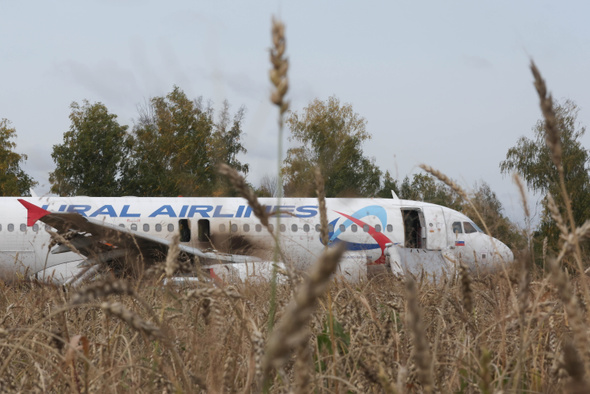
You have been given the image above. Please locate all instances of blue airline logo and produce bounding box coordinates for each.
[40,204,319,219]
[327,205,393,262]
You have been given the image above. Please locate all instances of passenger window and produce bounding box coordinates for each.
[387,224,393,232]
[464,222,478,234]
[219,224,226,232]
[255,224,262,232]
[167,223,174,232]
[20,224,26,232]
[363,224,369,233]
[315,224,321,232]
[280,224,286,232]
[328,224,334,232]
[119,224,125,228]
[0,224,2,231]
[143,224,150,232]
[131,224,137,231]
[231,224,238,233]
[375,224,382,232]
[339,224,345,232]
[351,224,357,233]
[8,224,14,232]
[452,222,463,234]
[303,224,310,232]
[268,224,274,232]
[291,224,298,232]
[32,224,39,232]
[155,224,162,232]
[244,224,250,232]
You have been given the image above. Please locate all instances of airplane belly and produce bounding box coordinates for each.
[387,246,455,279]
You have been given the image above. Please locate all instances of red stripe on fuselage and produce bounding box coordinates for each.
[334,210,392,265]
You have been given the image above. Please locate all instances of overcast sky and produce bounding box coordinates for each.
[2,0,590,224]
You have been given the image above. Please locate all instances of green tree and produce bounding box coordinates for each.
[500,99,590,250]
[399,173,463,211]
[209,101,249,196]
[122,87,248,197]
[376,170,401,198]
[0,119,36,196]
[463,182,526,249]
[49,101,128,196]
[283,96,381,197]
[255,174,281,197]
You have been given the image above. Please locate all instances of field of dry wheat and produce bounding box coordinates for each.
[0,256,588,393]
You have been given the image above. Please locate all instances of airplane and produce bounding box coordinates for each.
[0,194,514,284]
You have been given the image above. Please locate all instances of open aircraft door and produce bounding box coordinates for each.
[422,206,447,250]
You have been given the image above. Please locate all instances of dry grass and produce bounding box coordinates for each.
[1,264,589,392]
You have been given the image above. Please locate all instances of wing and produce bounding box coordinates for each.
[18,199,261,268]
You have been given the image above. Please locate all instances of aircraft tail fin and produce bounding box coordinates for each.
[18,199,50,226]
[391,190,399,199]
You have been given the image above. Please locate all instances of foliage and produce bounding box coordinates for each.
[500,99,590,251]
[463,181,526,249]
[282,96,381,197]
[399,173,463,211]
[49,101,128,196]
[121,87,248,197]
[256,174,281,197]
[375,170,401,198]
[209,101,249,196]
[0,119,36,196]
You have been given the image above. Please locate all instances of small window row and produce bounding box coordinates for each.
[119,223,175,233]
[0,224,40,232]
[1,221,396,235]
[0,222,177,234]
[217,223,395,233]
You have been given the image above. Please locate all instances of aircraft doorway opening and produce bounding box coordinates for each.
[179,219,191,242]
[198,219,211,243]
[402,209,425,248]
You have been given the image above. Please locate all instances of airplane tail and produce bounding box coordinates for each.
[18,199,50,226]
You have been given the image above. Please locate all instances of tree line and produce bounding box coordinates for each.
[48,87,248,198]
[2,88,588,254]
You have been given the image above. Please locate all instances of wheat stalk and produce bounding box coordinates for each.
[270,17,289,115]
[530,61,561,168]
[548,258,590,373]
[70,279,134,305]
[405,276,434,393]
[164,233,180,277]
[262,244,345,382]
[315,167,330,249]
[219,163,270,230]
[530,61,590,308]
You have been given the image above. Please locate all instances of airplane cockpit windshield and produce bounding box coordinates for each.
[452,221,483,234]
[463,222,482,233]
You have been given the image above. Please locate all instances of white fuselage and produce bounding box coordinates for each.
[0,196,514,280]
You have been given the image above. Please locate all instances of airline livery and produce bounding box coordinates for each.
[0,195,514,283]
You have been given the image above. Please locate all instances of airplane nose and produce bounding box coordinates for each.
[493,238,514,265]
